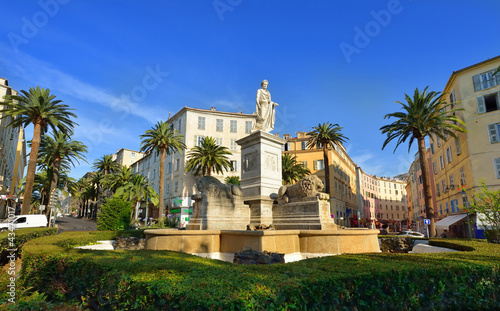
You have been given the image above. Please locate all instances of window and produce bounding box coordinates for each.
[450,200,455,213]
[175,181,179,192]
[300,141,308,150]
[495,158,500,178]
[283,142,291,151]
[473,70,500,92]
[454,137,461,155]
[178,119,182,131]
[439,204,442,215]
[433,162,438,175]
[437,136,441,147]
[441,180,446,192]
[445,147,452,164]
[301,161,308,169]
[166,182,170,193]
[460,167,466,185]
[450,89,457,107]
[130,152,136,158]
[314,160,324,170]
[436,184,440,195]
[216,119,223,132]
[439,155,444,170]
[245,121,252,134]
[216,137,223,146]
[430,143,435,154]
[449,174,454,188]
[488,122,500,143]
[196,135,205,147]
[230,139,237,151]
[230,160,238,171]
[168,163,172,174]
[175,158,180,171]
[445,202,449,213]
[476,92,500,113]
[198,116,206,130]
[230,120,237,133]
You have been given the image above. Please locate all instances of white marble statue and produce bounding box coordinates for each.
[253,80,278,132]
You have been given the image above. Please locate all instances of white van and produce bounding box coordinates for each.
[0,215,48,231]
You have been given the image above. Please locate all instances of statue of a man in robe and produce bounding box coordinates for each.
[253,80,278,132]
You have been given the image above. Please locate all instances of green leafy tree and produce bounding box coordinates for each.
[97,197,133,231]
[282,153,311,185]
[225,176,241,186]
[380,86,467,237]
[307,123,348,194]
[140,121,185,217]
[114,174,159,219]
[37,131,87,216]
[186,136,233,177]
[0,87,77,214]
[464,180,500,242]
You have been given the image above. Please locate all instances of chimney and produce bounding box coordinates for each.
[210,107,216,111]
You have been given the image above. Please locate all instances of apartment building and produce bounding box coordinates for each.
[0,78,27,218]
[112,148,144,167]
[282,132,358,227]
[357,166,408,231]
[131,107,256,219]
[430,56,500,237]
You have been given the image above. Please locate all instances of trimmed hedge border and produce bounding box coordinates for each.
[0,227,58,265]
[16,233,500,310]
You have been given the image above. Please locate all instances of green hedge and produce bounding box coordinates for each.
[15,234,500,310]
[0,227,57,265]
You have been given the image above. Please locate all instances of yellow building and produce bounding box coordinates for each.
[112,148,145,167]
[430,55,500,237]
[282,132,358,227]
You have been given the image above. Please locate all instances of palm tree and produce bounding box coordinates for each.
[307,123,349,194]
[224,176,241,186]
[1,87,77,214]
[186,136,233,177]
[114,174,159,220]
[102,165,133,194]
[93,154,120,176]
[380,86,467,237]
[140,121,185,218]
[282,154,311,185]
[37,131,87,216]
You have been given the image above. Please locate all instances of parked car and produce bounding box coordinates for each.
[397,230,425,238]
[0,215,48,231]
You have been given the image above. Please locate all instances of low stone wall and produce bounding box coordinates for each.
[114,236,145,250]
[233,248,285,264]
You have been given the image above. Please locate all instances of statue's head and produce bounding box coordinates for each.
[261,80,269,88]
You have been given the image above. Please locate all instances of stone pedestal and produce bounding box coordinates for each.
[236,131,285,226]
[273,197,337,230]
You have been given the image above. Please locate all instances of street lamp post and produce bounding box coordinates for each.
[461,189,473,238]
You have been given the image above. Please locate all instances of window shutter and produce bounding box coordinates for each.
[496,72,500,86]
[477,96,486,113]
[473,74,481,92]
[450,200,455,213]
[455,138,461,154]
[495,158,500,178]
[194,135,198,146]
[488,124,499,143]
[313,160,318,170]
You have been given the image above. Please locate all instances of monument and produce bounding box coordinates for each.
[145,80,380,262]
[237,80,285,227]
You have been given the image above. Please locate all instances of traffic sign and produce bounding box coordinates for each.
[424,219,430,225]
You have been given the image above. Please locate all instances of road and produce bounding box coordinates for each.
[55,216,97,232]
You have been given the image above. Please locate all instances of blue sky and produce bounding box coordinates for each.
[1,0,499,180]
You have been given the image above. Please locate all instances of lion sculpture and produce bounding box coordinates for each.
[278,175,329,203]
[192,176,242,200]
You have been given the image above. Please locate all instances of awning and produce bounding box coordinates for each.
[435,214,468,229]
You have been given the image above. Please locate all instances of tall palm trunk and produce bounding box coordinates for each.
[159,148,165,217]
[207,166,211,176]
[417,136,435,237]
[22,123,42,214]
[322,145,330,194]
[46,157,61,217]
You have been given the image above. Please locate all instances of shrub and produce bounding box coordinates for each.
[0,227,57,265]
[97,197,133,231]
[15,233,500,310]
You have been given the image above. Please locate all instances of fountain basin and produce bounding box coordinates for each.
[144,228,380,263]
